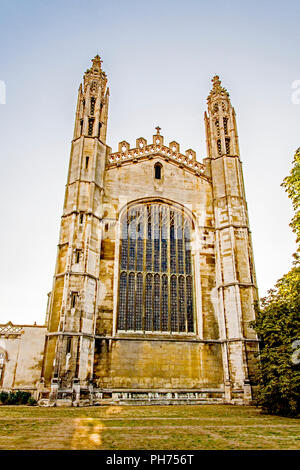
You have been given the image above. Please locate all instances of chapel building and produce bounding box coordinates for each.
[1,56,260,406]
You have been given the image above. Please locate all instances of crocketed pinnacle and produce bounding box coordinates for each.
[207,75,229,102]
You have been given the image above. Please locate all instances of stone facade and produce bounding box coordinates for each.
[0,322,46,396]
[1,56,260,406]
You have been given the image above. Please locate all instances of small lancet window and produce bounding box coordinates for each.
[90,98,96,115]
[223,117,228,135]
[66,337,72,354]
[79,213,84,225]
[80,119,83,135]
[225,138,230,155]
[85,156,89,169]
[154,163,162,180]
[71,293,77,309]
[88,118,94,136]
[75,250,80,263]
[98,122,101,138]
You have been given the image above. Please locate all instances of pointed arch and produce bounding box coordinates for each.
[116,200,195,333]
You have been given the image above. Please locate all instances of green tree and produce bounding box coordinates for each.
[251,148,300,417]
[282,147,300,258]
[252,266,300,416]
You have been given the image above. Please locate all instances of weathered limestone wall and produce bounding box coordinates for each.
[0,324,46,391]
[90,150,225,390]
[94,339,223,389]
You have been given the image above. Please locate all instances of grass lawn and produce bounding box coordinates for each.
[0,404,299,450]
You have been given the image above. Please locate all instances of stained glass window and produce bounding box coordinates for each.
[117,202,195,333]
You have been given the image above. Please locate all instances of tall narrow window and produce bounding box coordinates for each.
[117,202,194,333]
[154,163,162,180]
[79,213,84,225]
[98,122,101,138]
[75,250,80,264]
[223,117,228,135]
[80,119,83,135]
[66,337,72,354]
[225,137,230,155]
[71,293,77,309]
[85,156,89,169]
[90,97,96,115]
[88,118,94,136]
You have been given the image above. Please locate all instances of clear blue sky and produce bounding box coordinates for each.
[0,0,299,324]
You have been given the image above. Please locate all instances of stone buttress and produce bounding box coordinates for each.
[205,76,259,402]
[40,56,110,403]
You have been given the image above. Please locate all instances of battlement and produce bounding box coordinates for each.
[107,132,205,176]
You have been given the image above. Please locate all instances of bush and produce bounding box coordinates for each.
[251,267,300,417]
[0,391,9,404]
[27,397,37,406]
[0,391,33,405]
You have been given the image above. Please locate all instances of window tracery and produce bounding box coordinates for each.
[117,202,194,333]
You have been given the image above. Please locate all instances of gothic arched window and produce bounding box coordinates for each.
[117,202,194,333]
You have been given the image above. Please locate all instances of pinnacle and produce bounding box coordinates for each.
[212,75,221,88]
[91,54,103,68]
[208,74,229,100]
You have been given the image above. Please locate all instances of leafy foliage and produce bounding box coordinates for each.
[0,391,36,405]
[251,148,300,417]
[251,266,300,416]
[282,147,300,257]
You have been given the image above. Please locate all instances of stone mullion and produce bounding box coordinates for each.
[182,216,188,333]
[125,211,130,330]
[142,206,147,331]
[151,206,155,272]
[124,272,129,331]
[174,213,179,331]
[159,210,163,331]
[133,211,139,330]
[150,207,154,331]
[125,213,130,328]
[167,207,171,331]
[150,206,156,331]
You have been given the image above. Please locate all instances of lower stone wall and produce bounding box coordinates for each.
[38,387,233,407]
[93,338,224,389]
[38,385,248,407]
